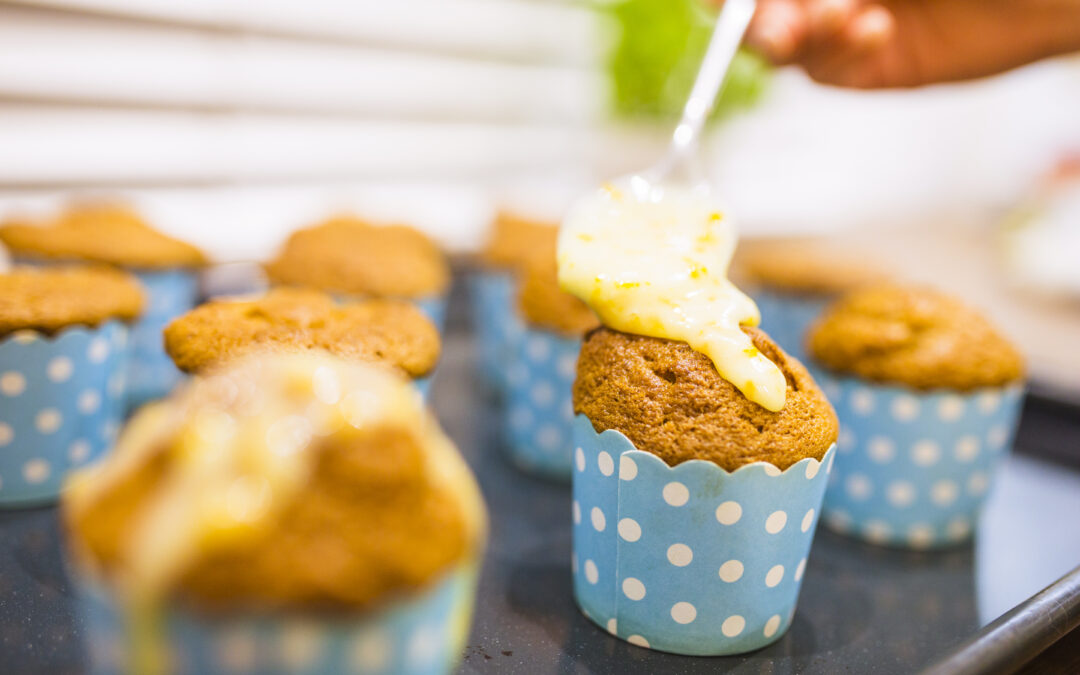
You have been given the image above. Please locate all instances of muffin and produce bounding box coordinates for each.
[477,211,559,271]
[163,288,440,395]
[264,216,450,327]
[557,182,839,654]
[502,250,597,478]
[0,266,142,506]
[806,284,1025,548]
[470,212,559,390]
[0,202,206,407]
[732,237,889,360]
[571,326,837,655]
[63,353,486,675]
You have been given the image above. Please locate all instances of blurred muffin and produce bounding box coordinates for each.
[64,354,485,673]
[570,325,838,654]
[0,202,205,270]
[499,248,597,478]
[0,266,143,336]
[1,202,206,406]
[265,216,450,300]
[733,237,888,297]
[574,326,837,471]
[164,288,440,380]
[470,212,558,390]
[518,248,598,338]
[807,284,1024,390]
[0,267,142,506]
[806,285,1026,548]
[478,211,559,271]
[731,236,890,360]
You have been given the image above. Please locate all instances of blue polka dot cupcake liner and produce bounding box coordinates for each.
[818,375,1025,549]
[467,271,516,390]
[12,259,199,410]
[0,321,129,508]
[748,289,829,363]
[125,269,200,409]
[327,292,448,332]
[74,562,479,675]
[413,375,433,399]
[571,415,836,655]
[413,295,449,333]
[502,328,579,480]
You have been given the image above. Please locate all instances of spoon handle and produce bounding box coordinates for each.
[669,0,757,159]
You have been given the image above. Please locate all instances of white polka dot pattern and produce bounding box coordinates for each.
[124,269,199,409]
[820,376,1024,548]
[0,321,129,506]
[503,328,580,478]
[570,415,832,655]
[76,557,473,675]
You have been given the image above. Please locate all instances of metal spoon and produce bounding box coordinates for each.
[628,0,758,197]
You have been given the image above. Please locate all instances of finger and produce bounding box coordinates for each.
[746,0,809,63]
[806,0,859,38]
[843,5,894,52]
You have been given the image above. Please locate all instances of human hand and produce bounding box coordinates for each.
[743,0,1080,88]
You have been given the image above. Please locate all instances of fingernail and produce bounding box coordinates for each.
[810,0,851,31]
[851,6,893,47]
[757,25,793,58]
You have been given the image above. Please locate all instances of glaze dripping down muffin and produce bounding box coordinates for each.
[64,354,485,612]
[574,326,838,472]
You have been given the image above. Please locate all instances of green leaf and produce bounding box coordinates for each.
[606,0,770,122]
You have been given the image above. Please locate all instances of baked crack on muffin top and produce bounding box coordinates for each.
[807,284,1024,390]
[573,326,838,471]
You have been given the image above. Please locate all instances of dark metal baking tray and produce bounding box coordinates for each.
[1,284,1079,674]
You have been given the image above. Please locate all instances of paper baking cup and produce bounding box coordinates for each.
[502,327,579,480]
[76,563,478,675]
[413,376,433,399]
[126,269,200,409]
[327,292,447,333]
[571,415,835,655]
[0,322,128,507]
[11,259,198,409]
[748,289,829,362]
[467,271,517,390]
[414,295,448,333]
[818,375,1025,549]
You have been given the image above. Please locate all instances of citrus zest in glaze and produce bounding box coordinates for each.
[557,180,786,411]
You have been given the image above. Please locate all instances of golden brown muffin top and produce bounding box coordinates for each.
[0,266,144,336]
[163,288,440,377]
[574,326,838,471]
[807,284,1025,390]
[732,237,889,296]
[63,355,485,612]
[479,211,559,270]
[0,203,206,269]
[264,216,450,298]
[518,245,598,337]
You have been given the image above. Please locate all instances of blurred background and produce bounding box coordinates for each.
[0,0,1078,394]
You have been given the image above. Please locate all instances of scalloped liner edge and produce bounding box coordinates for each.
[576,414,836,480]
